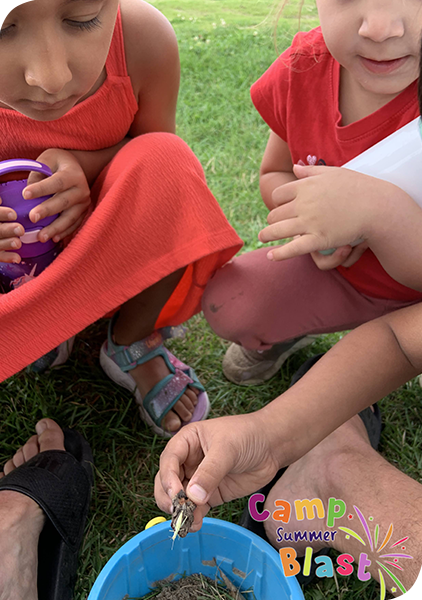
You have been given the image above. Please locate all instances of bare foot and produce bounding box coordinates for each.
[263,413,371,555]
[0,419,65,600]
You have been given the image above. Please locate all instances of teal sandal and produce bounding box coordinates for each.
[99,317,210,438]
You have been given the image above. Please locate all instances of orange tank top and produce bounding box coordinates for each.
[0,8,138,162]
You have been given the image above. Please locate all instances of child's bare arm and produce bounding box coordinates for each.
[259,132,297,210]
[367,188,422,291]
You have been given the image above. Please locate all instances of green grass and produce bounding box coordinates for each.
[0,2,421,600]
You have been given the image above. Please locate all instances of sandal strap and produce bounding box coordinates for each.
[107,314,185,372]
[143,369,194,425]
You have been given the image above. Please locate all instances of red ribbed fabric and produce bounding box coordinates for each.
[0,9,139,160]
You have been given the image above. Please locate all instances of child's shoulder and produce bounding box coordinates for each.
[118,0,180,134]
[285,26,330,62]
[119,0,179,102]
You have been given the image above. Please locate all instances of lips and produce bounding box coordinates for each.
[23,98,72,111]
[359,56,409,74]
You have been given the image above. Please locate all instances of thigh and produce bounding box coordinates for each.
[203,249,393,348]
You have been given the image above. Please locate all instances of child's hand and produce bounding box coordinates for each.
[310,241,369,270]
[259,165,389,262]
[23,149,91,243]
[0,200,24,264]
[155,414,280,531]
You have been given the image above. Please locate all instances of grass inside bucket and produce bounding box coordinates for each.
[128,570,255,599]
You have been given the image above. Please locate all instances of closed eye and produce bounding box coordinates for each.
[0,25,14,40]
[66,16,101,31]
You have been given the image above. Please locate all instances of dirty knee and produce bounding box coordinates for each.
[203,280,262,344]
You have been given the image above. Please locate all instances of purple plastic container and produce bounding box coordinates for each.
[0,159,62,293]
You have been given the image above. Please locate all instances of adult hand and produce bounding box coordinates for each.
[155,413,281,531]
[259,164,392,262]
[23,148,91,243]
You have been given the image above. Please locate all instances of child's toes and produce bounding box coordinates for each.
[178,391,200,419]
[163,410,182,432]
[186,387,199,406]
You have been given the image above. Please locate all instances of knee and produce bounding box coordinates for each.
[123,133,205,179]
[202,262,259,343]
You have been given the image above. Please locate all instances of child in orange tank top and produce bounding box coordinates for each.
[0,0,242,437]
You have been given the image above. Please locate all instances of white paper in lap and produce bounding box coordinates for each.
[1,1,34,28]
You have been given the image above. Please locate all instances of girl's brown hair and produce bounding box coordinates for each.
[274,0,307,52]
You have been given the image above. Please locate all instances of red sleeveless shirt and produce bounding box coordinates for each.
[0,8,139,161]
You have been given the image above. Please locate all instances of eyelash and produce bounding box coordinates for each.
[66,16,102,32]
[0,16,101,39]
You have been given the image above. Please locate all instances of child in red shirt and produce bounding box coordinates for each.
[203,3,422,386]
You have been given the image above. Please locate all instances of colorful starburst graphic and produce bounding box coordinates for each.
[339,506,413,599]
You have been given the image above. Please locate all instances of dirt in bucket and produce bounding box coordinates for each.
[127,569,254,599]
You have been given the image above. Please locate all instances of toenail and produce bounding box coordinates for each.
[165,416,180,431]
[36,421,47,434]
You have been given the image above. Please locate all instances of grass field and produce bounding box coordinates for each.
[0,2,421,599]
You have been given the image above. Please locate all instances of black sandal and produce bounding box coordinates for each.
[0,428,94,600]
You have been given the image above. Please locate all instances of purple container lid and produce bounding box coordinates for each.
[0,159,59,259]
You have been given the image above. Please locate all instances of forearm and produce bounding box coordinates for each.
[260,170,296,210]
[69,137,132,186]
[259,305,422,467]
[367,186,422,291]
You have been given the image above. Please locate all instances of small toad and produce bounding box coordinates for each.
[171,490,196,540]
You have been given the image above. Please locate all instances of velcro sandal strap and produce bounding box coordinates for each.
[164,348,205,392]
[0,450,91,552]
[107,318,186,371]
[112,331,165,371]
[143,369,193,426]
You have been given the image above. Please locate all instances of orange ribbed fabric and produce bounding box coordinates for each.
[0,9,139,161]
[0,11,242,380]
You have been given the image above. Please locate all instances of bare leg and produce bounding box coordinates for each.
[112,268,198,433]
[262,415,422,595]
[0,419,65,600]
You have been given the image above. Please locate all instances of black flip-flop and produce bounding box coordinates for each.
[239,353,382,585]
[0,428,93,600]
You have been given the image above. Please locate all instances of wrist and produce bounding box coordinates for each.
[260,171,297,211]
[366,180,410,242]
[257,395,317,469]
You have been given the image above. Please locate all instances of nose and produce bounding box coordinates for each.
[359,8,405,43]
[24,37,72,95]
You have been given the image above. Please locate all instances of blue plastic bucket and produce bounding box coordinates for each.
[88,517,304,600]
